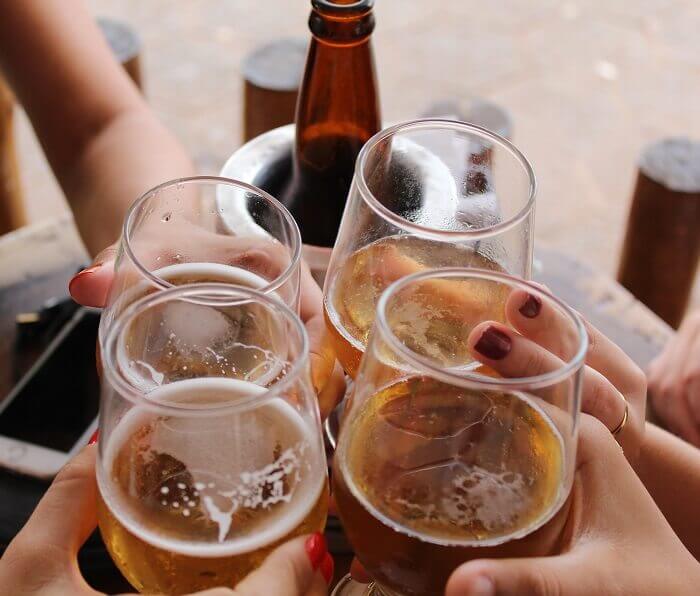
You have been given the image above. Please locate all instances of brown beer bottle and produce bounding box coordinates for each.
[283,0,381,250]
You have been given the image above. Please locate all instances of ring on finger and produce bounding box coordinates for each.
[611,395,629,436]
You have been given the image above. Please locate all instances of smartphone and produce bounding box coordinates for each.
[0,307,100,479]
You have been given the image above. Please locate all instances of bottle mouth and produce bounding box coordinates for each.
[312,0,374,14]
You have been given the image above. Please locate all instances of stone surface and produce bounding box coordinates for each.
[12,0,700,306]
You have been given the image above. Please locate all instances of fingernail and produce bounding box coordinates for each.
[519,294,542,318]
[305,532,326,570]
[320,552,334,585]
[469,575,494,596]
[69,266,100,297]
[88,429,99,445]
[474,326,512,360]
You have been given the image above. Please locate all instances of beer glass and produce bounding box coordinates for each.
[97,284,328,594]
[323,119,536,380]
[332,269,587,596]
[100,176,302,343]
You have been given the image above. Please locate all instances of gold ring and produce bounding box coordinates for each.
[611,396,629,436]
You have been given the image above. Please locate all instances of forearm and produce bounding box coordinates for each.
[0,0,194,256]
[62,108,193,255]
[637,422,700,559]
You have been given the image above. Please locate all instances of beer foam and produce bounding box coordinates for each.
[154,262,271,290]
[98,378,325,557]
[338,391,567,548]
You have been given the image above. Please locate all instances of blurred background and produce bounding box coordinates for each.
[14,0,700,300]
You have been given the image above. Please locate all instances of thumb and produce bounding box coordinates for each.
[233,534,332,596]
[445,553,603,596]
[9,445,98,560]
[69,245,118,307]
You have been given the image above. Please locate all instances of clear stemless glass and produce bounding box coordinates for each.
[323,119,536,380]
[97,284,328,594]
[100,176,302,345]
[332,269,587,596]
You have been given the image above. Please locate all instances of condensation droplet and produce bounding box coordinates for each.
[160,487,169,494]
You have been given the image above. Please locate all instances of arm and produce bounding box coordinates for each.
[0,0,193,255]
[637,422,700,560]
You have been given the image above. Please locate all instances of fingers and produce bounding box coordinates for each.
[648,312,700,446]
[9,445,98,561]
[300,263,345,416]
[506,288,645,396]
[233,534,333,596]
[469,323,627,434]
[445,551,606,596]
[316,362,346,420]
[69,245,118,307]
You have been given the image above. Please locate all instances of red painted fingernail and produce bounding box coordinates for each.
[68,266,100,298]
[320,552,334,585]
[88,429,99,445]
[305,532,326,570]
[519,294,542,318]
[474,326,512,360]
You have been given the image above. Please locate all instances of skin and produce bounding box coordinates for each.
[636,422,700,561]
[648,310,700,447]
[467,287,647,463]
[0,446,331,596]
[0,0,343,416]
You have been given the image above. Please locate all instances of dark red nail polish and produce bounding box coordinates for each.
[305,533,326,570]
[474,326,512,360]
[88,429,99,445]
[320,552,334,584]
[519,294,542,318]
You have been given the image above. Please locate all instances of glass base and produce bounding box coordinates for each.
[332,574,403,596]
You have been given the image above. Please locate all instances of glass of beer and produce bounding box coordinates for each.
[324,119,536,380]
[97,283,328,594]
[100,176,302,343]
[332,268,587,596]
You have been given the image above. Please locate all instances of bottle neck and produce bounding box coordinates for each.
[295,1,380,145]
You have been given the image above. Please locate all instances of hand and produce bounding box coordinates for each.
[445,415,700,596]
[467,286,647,462]
[69,240,345,420]
[0,445,334,596]
[648,310,700,446]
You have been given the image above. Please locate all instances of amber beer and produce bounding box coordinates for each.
[97,378,328,594]
[323,235,509,376]
[283,0,381,249]
[333,376,570,596]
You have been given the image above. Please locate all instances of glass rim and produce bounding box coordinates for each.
[374,268,588,391]
[102,282,310,416]
[122,175,302,299]
[355,119,537,241]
